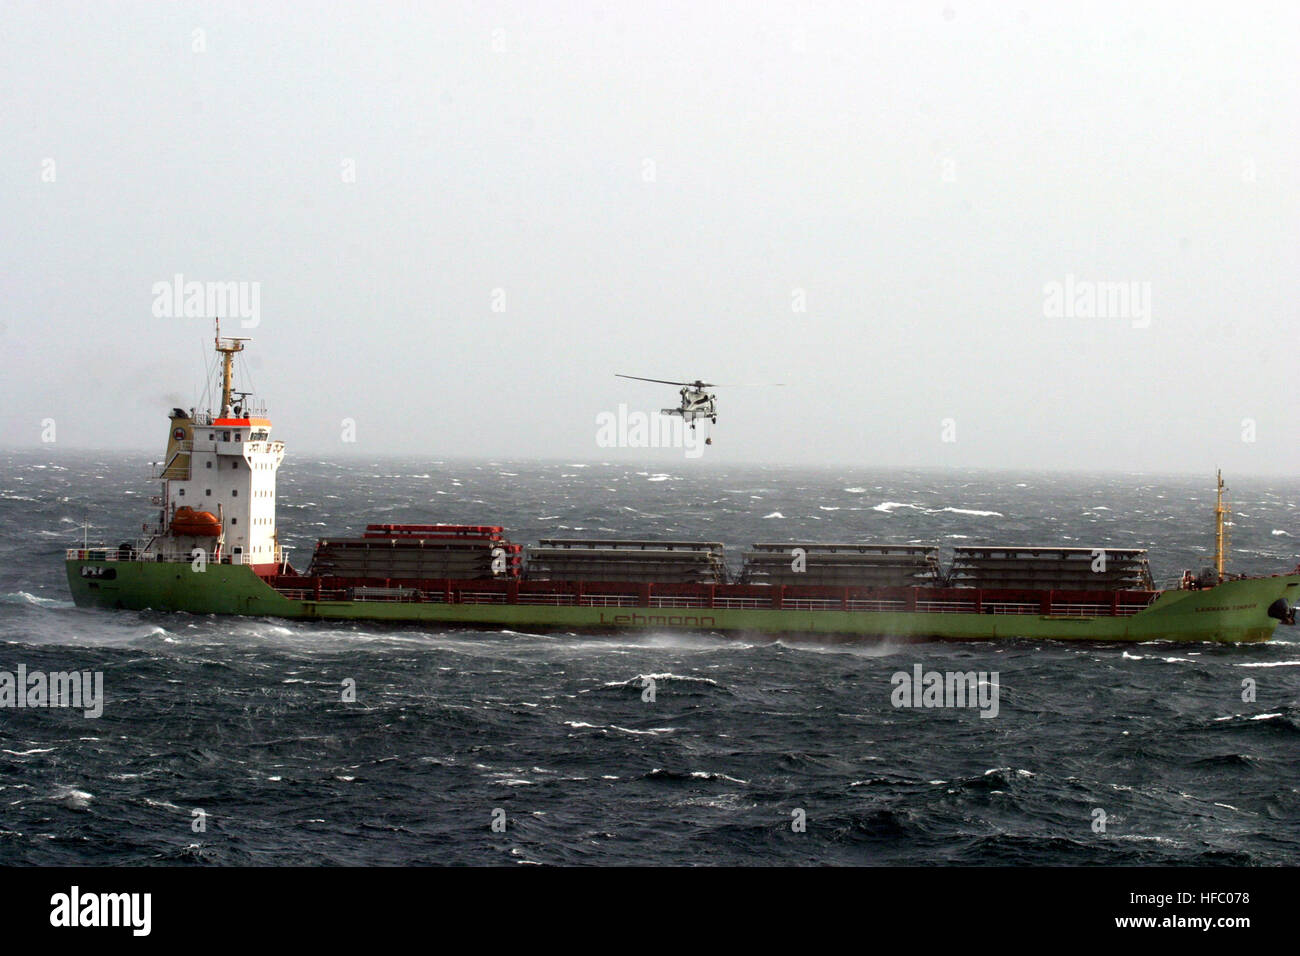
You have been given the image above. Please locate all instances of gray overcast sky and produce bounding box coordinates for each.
[3,1,1297,473]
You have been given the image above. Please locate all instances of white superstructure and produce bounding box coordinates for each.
[144,325,286,568]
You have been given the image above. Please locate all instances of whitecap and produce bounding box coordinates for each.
[1237,661,1300,667]
[48,787,92,810]
[610,725,678,736]
[1,592,71,608]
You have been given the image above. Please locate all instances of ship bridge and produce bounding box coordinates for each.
[136,323,286,570]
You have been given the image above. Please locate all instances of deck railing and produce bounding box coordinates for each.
[982,602,1042,615]
[578,594,639,608]
[713,596,773,610]
[67,547,287,566]
[916,600,979,614]
[259,582,1162,617]
[843,598,909,612]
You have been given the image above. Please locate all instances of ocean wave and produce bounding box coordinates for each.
[46,786,93,811]
[871,502,1003,517]
[601,672,722,689]
[643,768,749,785]
[1,591,72,608]
[1238,660,1300,667]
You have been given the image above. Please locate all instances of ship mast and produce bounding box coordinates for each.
[214,318,247,416]
[1214,469,1230,583]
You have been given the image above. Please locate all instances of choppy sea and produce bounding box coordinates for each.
[3,450,1299,865]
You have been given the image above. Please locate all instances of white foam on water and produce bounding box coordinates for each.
[2,591,73,609]
[687,770,748,784]
[609,725,678,736]
[773,639,907,659]
[1237,660,1300,667]
[48,786,92,810]
[614,672,720,687]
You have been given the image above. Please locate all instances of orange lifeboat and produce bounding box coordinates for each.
[171,506,221,537]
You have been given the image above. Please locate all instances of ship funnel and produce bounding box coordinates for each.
[161,409,194,481]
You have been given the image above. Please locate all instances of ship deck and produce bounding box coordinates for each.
[258,572,1160,619]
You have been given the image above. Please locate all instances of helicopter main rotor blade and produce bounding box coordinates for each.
[616,374,713,387]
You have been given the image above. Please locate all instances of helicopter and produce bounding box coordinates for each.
[616,375,719,429]
[615,374,785,445]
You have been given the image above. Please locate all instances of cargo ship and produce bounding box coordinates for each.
[65,329,1300,643]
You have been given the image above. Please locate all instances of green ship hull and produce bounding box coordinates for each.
[65,558,1300,644]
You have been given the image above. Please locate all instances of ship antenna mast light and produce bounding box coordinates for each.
[1214,468,1230,584]
[213,318,251,415]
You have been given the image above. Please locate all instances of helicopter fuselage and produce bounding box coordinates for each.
[617,376,720,428]
[662,388,716,424]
